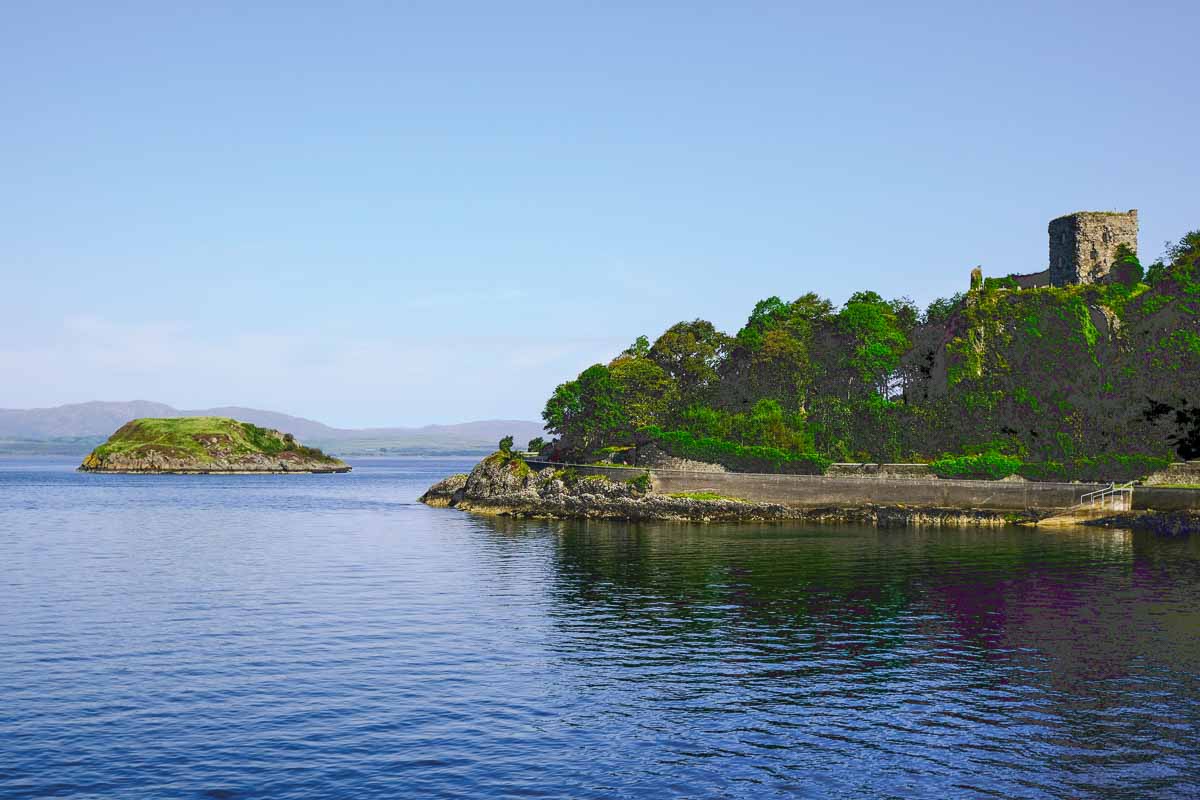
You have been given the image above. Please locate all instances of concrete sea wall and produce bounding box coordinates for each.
[526,461,1200,513]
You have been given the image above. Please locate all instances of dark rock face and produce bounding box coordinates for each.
[1085,511,1200,536]
[420,474,468,507]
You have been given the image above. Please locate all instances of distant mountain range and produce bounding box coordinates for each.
[0,401,546,456]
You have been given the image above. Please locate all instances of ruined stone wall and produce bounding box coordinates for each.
[1010,269,1051,289]
[1048,210,1138,286]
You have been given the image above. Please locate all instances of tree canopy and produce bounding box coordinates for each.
[541,233,1200,472]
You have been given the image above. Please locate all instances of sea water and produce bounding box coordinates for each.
[2,457,1198,798]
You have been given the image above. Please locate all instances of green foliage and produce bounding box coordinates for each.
[1147,231,1200,293]
[488,448,531,477]
[87,417,337,465]
[676,401,813,453]
[628,472,651,494]
[538,226,1200,470]
[669,491,745,502]
[609,355,675,430]
[679,405,728,439]
[1110,244,1144,287]
[734,295,833,350]
[542,363,629,454]
[648,320,729,406]
[982,276,1019,291]
[498,435,514,454]
[924,293,966,325]
[527,436,546,452]
[643,426,831,474]
[552,467,580,486]
[736,296,786,349]
[930,451,1022,480]
[1017,454,1170,483]
[837,291,912,394]
[622,335,651,358]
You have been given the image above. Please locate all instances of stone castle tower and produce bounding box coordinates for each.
[1048,209,1138,286]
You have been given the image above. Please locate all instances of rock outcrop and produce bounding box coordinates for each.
[1083,511,1200,536]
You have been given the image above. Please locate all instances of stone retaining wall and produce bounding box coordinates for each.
[525,461,1200,513]
[1143,462,1200,486]
[826,463,932,479]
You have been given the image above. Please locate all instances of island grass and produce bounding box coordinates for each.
[88,417,336,464]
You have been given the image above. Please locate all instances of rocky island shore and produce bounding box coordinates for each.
[420,453,1038,526]
[79,417,351,474]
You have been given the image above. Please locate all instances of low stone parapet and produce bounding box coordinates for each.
[1143,462,1200,486]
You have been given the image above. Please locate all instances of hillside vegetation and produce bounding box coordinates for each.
[541,232,1200,481]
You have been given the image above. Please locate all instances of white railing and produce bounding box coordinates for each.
[1076,481,1134,511]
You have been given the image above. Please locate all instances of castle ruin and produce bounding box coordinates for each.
[1048,209,1138,286]
[1003,209,1138,289]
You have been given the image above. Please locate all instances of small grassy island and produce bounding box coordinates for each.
[79,417,351,474]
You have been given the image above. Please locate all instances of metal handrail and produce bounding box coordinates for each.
[1079,482,1115,505]
[1076,481,1134,510]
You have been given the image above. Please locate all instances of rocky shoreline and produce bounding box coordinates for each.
[421,453,1200,532]
[82,467,351,474]
[420,454,1041,527]
[1081,511,1200,536]
[80,449,351,474]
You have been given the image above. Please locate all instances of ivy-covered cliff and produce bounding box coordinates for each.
[541,232,1200,480]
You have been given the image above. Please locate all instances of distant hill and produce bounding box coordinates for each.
[0,401,545,456]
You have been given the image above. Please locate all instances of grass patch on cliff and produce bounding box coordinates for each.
[485,449,533,477]
[669,490,747,502]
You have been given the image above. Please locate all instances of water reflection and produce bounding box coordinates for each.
[474,516,1200,797]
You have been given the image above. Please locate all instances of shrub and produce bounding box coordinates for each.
[930,451,1022,480]
[527,436,546,452]
[498,435,514,454]
[642,426,830,474]
[628,472,652,494]
[1017,454,1171,483]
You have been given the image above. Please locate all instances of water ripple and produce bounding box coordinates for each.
[1,457,1198,798]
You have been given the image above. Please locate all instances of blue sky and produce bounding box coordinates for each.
[2,1,1196,426]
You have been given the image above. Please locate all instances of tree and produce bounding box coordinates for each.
[836,292,911,397]
[744,328,811,410]
[542,380,582,437]
[541,364,628,453]
[648,320,730,409]
[609,355,675,430]
[735,293,833,351]
[621,335,651,359]
[498,435,514,454]
[527,436,546,452]
[731,398,812,452]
